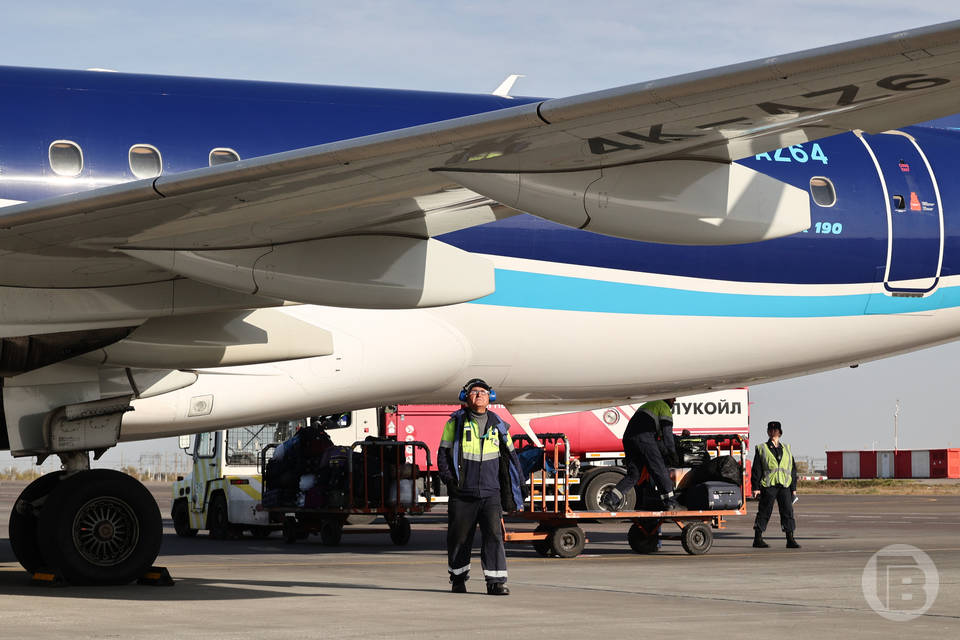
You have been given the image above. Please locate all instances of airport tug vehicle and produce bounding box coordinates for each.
[171,410,379,538]
[172,409,432,544]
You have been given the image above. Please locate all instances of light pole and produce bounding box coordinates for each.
[894,399,900,452]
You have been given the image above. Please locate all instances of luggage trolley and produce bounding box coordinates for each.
[504,433,747,557]
[260,438,433,546]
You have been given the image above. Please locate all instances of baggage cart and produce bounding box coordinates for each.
[504,433,747,557]
[259,438,433,546]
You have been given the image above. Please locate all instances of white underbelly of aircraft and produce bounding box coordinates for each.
[117,295,960,441]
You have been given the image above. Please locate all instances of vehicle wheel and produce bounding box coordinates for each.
[389,517,411,546]
[627,521,659,554]
[319,520,343,546]
[550,526,586,558]
[583,471,635,511]
[171,499,198,538]
[283,517,298,544]
[532,525,554,557]
[680,522,713,555]
[207,493,230,539]
[250,526,272,539]
[37,469,162,585]
[9,471,65,573]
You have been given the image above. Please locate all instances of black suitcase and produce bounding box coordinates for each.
[684,481,741,510]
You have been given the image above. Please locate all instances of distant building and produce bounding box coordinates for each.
[826,449,960,479]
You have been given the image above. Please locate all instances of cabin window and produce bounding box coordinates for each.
[892,195,906,211]
[809,177,836,207]
[48,140,83,176]
[129,144,162,179]
[194,432,217,459]
[209,148,240,166]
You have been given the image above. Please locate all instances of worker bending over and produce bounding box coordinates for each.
[600,398,680,512]
[751,420,801,549]
[438,378,525,595]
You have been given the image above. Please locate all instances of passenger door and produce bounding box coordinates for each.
[857,130,943,295]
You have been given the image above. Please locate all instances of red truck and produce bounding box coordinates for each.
[383,389,750,509]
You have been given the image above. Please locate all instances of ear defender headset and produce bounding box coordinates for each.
[459,378,496,403]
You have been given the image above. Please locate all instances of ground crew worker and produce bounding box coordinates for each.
[600,398,681,511]
[751,420,800,549]
[438,378,525,596]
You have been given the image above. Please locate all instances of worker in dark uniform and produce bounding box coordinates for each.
[600,398,681,511]
[438,378,525,595]
[751,421,800,549]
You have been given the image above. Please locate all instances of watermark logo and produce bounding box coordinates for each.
[862,544,939,621]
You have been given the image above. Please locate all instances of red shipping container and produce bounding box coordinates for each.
[930,449,948,478]
[859,451,877,479]
[894,450,913,478]
[950,450,960,478]
[826,451,843,479]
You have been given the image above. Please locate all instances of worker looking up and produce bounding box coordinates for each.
[437,378,525,596]
[751,420,800,549]
[600,398,681,512]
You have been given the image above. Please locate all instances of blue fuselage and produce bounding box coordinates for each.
[2,66,959,311]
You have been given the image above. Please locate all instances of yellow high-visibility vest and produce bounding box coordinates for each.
[757,442,793,488]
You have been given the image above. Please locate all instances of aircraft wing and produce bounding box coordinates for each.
[3,20,960,310]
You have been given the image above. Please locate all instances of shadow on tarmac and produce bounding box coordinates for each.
[0,567,453,601]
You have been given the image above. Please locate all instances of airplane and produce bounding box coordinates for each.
[3,20,960,585]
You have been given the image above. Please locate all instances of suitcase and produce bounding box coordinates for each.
[684,481,741,510]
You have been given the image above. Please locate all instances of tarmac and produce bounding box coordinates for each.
[0,482,957,638]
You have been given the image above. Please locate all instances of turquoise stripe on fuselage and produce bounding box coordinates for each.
[473,269,960,317]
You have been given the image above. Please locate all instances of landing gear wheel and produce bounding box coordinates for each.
[37,469,162,585]
[532,526,555,557]
[172,500,198,538]
[627,520,660,554]
[282,517,298,544]
[680,522,713,555]
[389,516,411,546]
[250,526,272,539]
[550,526,586,558]
[583,471,636,511]
[319,520,344,546]
[9,471,65,573]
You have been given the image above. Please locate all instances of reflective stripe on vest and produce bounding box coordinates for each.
[758,443,793,488]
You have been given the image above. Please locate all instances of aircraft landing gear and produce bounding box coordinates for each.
[8,463,162,585]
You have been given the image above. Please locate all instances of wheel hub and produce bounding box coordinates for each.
[72,497,140,567]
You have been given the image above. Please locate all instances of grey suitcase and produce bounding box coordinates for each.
[684,481,741,510]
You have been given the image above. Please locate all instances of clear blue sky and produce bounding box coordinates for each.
[1,2,958,470]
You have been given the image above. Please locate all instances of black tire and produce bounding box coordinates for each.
[532,525,554,557]
[627,521,659,554]
[207,493,230,539]
[171,499,198,538]
[8,471,65,573]
[37,469,162,585]
[550,526,586,558]
[319,520,343,546]
[680,522,713,555]
[283,517,298,544]
[389,517,411,546]
[582,471,635,511]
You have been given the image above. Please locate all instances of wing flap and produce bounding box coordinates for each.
[123,235,495,309]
